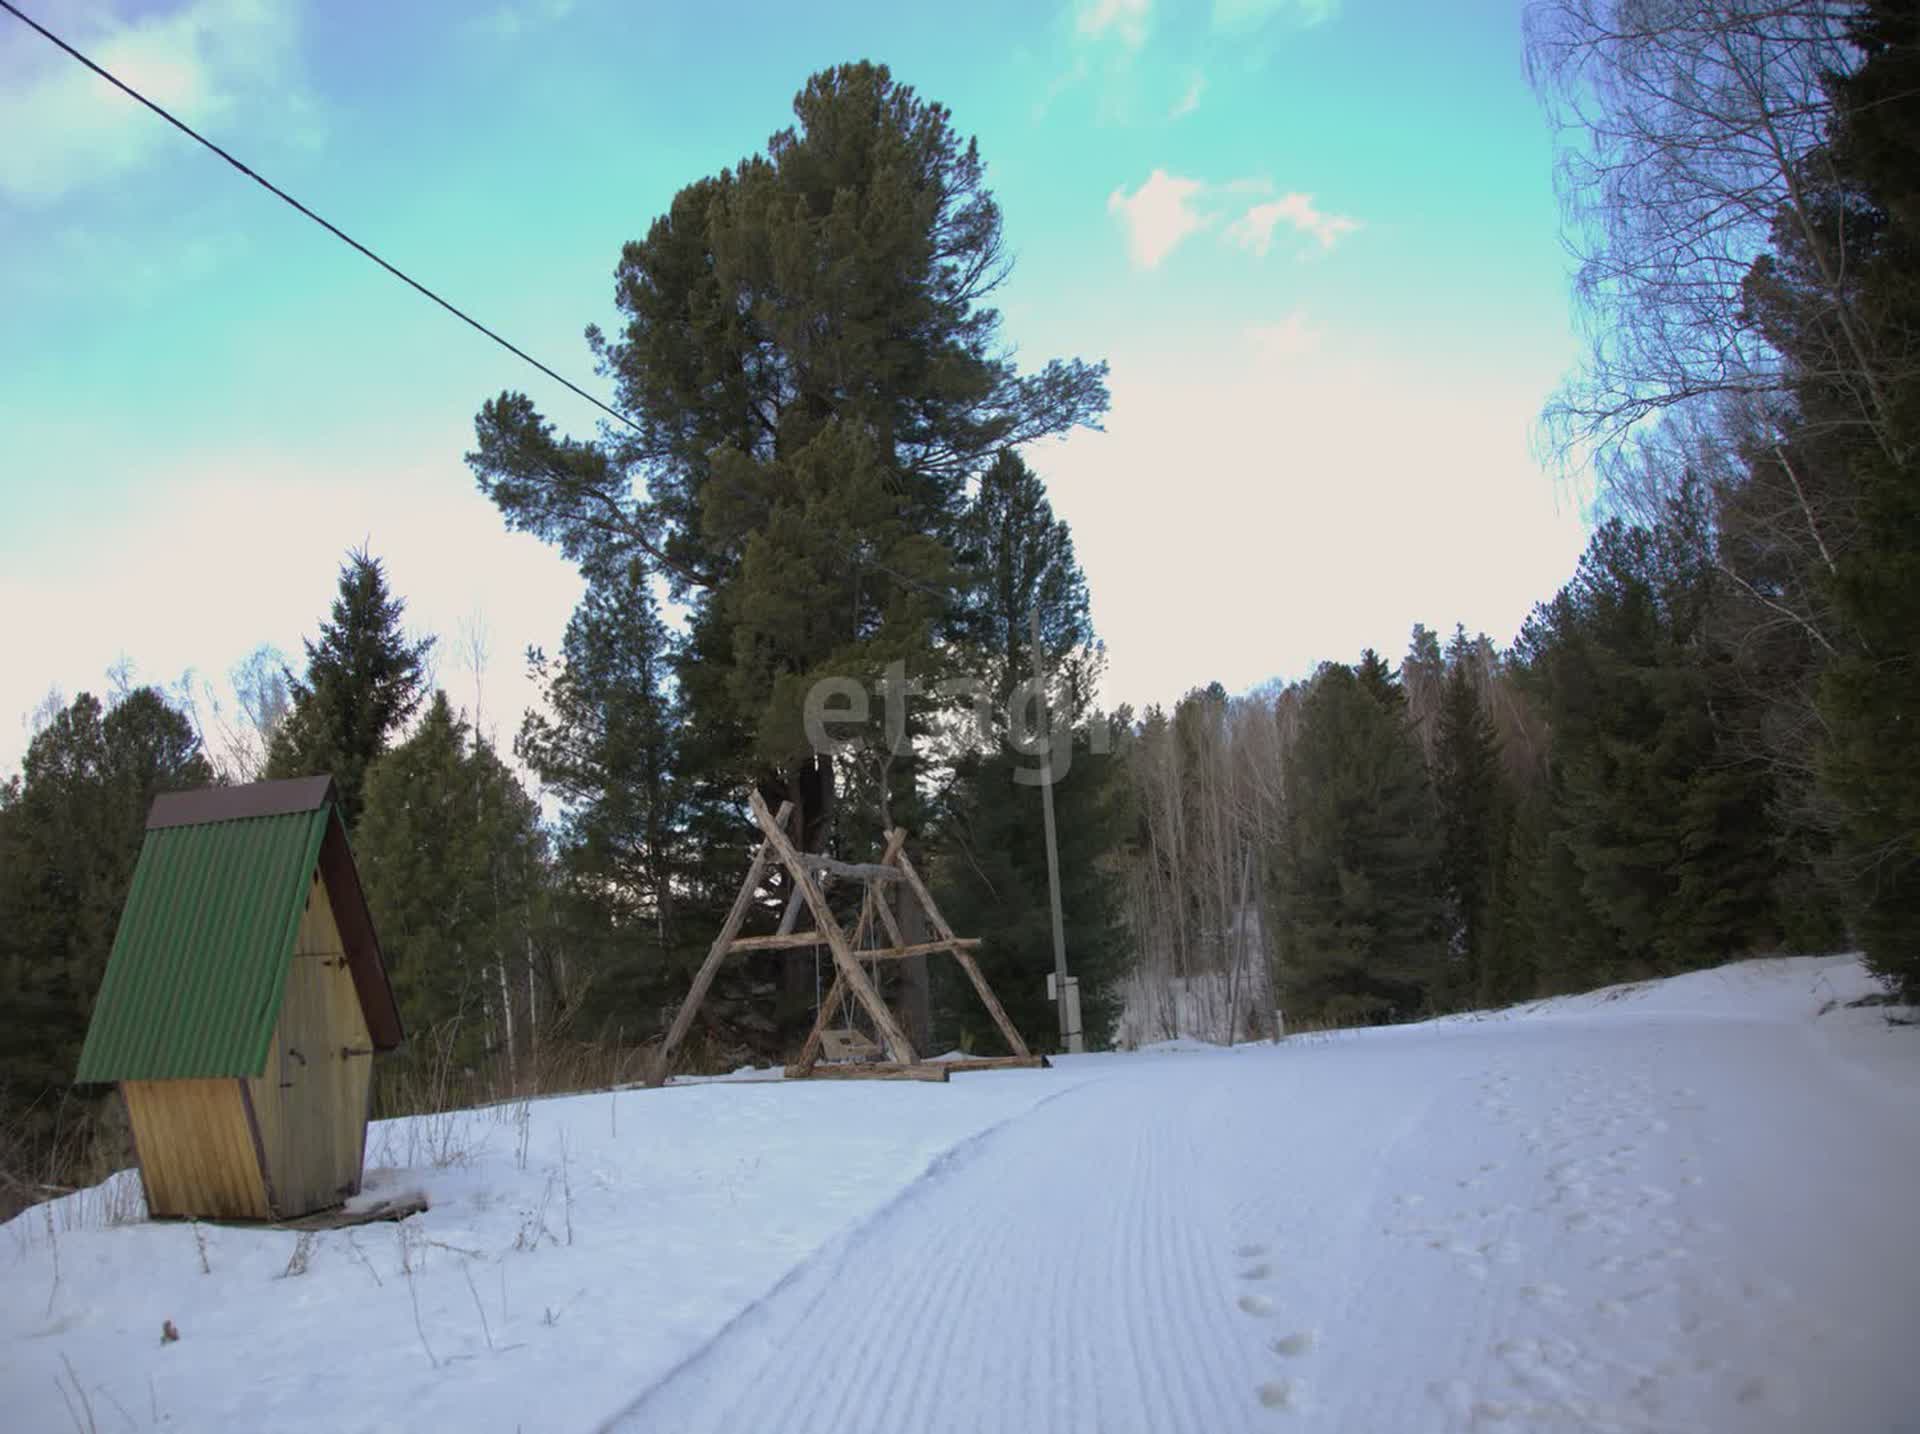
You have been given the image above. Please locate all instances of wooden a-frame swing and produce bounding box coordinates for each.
[645,791,1048,1085]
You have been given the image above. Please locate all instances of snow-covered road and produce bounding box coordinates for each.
[615,963,1920,1433]
[5,957,1915,1433]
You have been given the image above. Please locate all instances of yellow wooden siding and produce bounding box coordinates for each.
[123,1078,270,1220]
[243,871,375,1217]
[325,907,374,1194]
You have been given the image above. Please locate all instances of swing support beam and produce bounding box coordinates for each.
[644,795,1044,1086]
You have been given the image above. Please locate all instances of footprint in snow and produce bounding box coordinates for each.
[1235,1243,1269,1259]
[1240,1262,1274,1281]
[1238,1293,1275,1317]
[1256,1378,1304,1412]
[1270,1330,1317,1357]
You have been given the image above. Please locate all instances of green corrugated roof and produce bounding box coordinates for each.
[75,807,330,1081]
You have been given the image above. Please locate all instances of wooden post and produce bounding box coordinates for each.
[791,1062,949,1083]
[645,801,791,1087]
[750,792,918,1065]
[892,847,1034,1060]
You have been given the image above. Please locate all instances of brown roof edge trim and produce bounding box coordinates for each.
[318,811,405,1051]
[148,776,338,831]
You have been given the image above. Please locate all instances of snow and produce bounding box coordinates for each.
[6,955,1917,1432]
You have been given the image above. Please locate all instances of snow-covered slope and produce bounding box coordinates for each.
[5,956,1916,1432]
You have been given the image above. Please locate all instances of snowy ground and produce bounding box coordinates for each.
[5,956,1916,1433]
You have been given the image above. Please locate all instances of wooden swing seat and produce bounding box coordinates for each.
[819,1028,882,1062]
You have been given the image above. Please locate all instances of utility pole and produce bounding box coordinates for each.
[1031,607,1080,1052]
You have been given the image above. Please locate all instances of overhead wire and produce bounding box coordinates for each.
[0,0,639,434]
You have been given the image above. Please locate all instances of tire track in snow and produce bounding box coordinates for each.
[603,998,1920,1434]
[603,1062,1276,1434]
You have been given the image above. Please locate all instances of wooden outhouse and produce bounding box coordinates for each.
[75,776,403,1220]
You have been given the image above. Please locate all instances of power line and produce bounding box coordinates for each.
[1,0,639,434]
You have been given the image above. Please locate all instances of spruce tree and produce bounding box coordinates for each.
[267,548,434,829]
[1514,502,1785,987]
[518,557,692,1025]
[930,452,1123,1051]
[1277,660,1445,1023]
[356,693,546,1076]
[1803,0,1920,1000]
[1433,629,1504,1003]
[520,557,681,938]
[949,450,1098,719]
[932,731,1129,1052]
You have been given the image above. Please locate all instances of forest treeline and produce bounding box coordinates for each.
[4,8,1916,1201]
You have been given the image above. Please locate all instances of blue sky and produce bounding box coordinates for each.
[0,0,1589,777]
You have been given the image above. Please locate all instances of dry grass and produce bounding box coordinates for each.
[1,1096,144,1235]
[7,1017,696,1230]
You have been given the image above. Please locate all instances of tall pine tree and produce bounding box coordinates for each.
[267,548,434,829]
[466,62,1108,857]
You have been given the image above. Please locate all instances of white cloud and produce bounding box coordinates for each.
[1247,311,1322,363]
[0,0,316,205]
[1077,0,1152,49]
[1226,193,1362,254]
[1212,0,1339,33]
[1107,170,1210,269]
[1108,172,1360,266]
[1170,71,1205,119]
[1033,56,1090,122]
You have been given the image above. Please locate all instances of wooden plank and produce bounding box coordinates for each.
[874,842,909,949]
[279,1191,428,1231]
[275,900,341,1216]
[728,931,829,952]
[750,792,918,1065]
[783,1061,950,1083]
[796,856,904,883]
[318,877,374,1203]
[775,880,806,936]
[892,847,1035,1060]
[238,1080,279,1217]
[244,998,285,1220]
[936,1056,1052,1072]
[124,1079,271,1220]
[889,845,956,940]
[645,802,792,1087]
[738,933,977,959]
[863,828,910,949]
[820,1028,882,1061]
[855,937,982,962]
